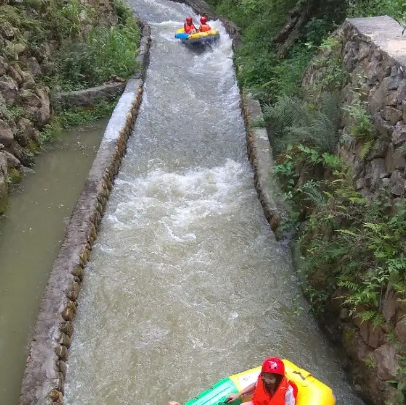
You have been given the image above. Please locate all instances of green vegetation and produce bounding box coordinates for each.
[38,101,116,146]
[348,0,406,25]
[1,0,140,92]
[6,168,23,185]
[1,0,139,150]
[52,0,140,91]
[58,101,117,129]
[207,0,347,103]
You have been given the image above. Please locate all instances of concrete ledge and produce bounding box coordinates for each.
[242,94,280,235]
[53,82,126,111]
[346,16,406,66]
[18,23,151,405]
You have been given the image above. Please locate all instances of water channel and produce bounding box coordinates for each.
[64,1,364,405]
[0,119,107,405]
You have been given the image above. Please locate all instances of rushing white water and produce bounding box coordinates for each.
[64,2,364,405]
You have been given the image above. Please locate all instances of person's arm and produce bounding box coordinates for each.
[225,382,256,402]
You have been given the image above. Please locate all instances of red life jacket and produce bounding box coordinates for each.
[199,23,211,32]
[184,22,196,34]
[252,375,297,405]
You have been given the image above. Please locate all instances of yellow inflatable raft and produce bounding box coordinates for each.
[175,28,220,45]
[185,359,336,405]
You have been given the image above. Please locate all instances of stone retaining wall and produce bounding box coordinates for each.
[340,16,406,199]
[304,16,406,202]
[18,23,151,405]
[52,82,126,111]
[0,0,128,215]
[302,16,406,404]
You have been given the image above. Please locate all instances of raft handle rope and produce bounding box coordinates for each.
[292,371,307,380]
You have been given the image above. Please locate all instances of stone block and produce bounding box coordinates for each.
[0,21,15,39]
[364,56,382,84]
[0,119,14,147]
[369,80,387,113]
[357,41,371,61]
[387,66,403,90]
[0,75,18,104]
[0,56,8,76]
[385,143,406,172]
[365,158,388,190]
[26,57,42,78]
[373,113,393,139]
[359,321,386,348]
[366,136,389,160]
[382,106,402,124]
[373,344,398,380]
[389,170,405,195]
[392,147,406,170]
[7,65,23,86]
[392,122,406,145]
[395,319,406,343]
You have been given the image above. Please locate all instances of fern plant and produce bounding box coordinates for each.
[263,92,341,154]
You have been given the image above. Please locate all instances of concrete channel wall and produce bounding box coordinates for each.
[18,23,151,405]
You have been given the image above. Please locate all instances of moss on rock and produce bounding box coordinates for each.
[8,167,22,184]
[0,178,8,214]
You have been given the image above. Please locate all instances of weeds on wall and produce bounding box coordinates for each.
[1,0,140,91]
[52,0,140,91]
[263,91,341,154]
[273,144,406,321]
[207,0,406,314]
[38,101,117,146]
[55,22,140,91]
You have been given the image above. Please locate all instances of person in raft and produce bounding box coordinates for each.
[225,357,298,405]
[184,16,197,34]
[167,357,297,405]
[198,16,211,32]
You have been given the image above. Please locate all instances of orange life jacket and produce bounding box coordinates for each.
[199,23,211,32]
[252,375,296,405]
[184,22,196,33]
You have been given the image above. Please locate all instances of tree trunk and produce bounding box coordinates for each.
[273,0,319,59]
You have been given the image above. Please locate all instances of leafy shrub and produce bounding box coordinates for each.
[39,101,117,146]
[274,143,406,321]
[343,100,375,141]
[348,0,406,25]
[58,101,117,128]
[56,21,140,90]
[260,45,313,102]
[263,92,341,154]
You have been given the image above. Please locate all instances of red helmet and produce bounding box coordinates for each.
[200,16,207,24]
[261,357,285,375]
[186,16,193,23]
